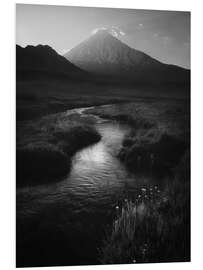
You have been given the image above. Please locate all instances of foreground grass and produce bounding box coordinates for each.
[16,112,101,187]
[100,152,190,263]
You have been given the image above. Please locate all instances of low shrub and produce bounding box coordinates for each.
[53,125,101,155]
[16,143,70,187]
[99,113,155,130]
[119,133,187,173]
[16,124,101,187]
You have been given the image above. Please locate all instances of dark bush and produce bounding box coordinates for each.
[16,125,101,187]
[120,133,187,173]
[102,114,155,130]
[16,144,70,187]
[53,126,101,155]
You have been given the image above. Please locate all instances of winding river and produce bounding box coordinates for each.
[16,109,166,266]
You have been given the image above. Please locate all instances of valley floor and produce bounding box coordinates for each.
[16,80,190,266]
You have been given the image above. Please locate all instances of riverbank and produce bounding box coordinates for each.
[83,100,190,263]
[16,110,101,187]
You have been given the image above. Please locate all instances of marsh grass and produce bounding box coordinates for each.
[16,143,70,186]
[16,113,101,186]
[52,125,101,155]
[119,132,187,175]
[100,152,190,264]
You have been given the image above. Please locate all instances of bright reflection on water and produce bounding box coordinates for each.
[65,122,131,199]
[74,143,108,164]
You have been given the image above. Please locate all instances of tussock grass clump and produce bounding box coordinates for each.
[100,200,160,264]
[93,112,155,130]
[119,133,187,173]
[16,122,101,187]
[53,125,101,155]
[17,143,70,187]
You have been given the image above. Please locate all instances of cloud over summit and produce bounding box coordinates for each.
[91,26,125,38]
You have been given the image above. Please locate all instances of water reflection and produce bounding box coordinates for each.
[74,142,109,164]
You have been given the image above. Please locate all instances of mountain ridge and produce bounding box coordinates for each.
[16,44,86,81]
[65,30,190,83]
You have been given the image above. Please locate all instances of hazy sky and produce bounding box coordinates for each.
[16,4,190,69]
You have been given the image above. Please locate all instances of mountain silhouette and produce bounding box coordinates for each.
[16,44,85,80]
[65,30,190,84]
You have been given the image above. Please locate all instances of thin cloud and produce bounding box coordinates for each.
[91,26,125,38]
[91,27,107,35]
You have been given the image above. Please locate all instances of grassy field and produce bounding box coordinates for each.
[16,80,189,121]
[16,79,190,186]
[16,78,190,263]
[84,98,190,146]
[16,79,189,186]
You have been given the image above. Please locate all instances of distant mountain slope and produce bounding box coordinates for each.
[65,30,190,84]
[16,44,85,80]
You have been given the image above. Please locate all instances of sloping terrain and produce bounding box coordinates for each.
[65,30,190,84]
[16,44,86,80]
